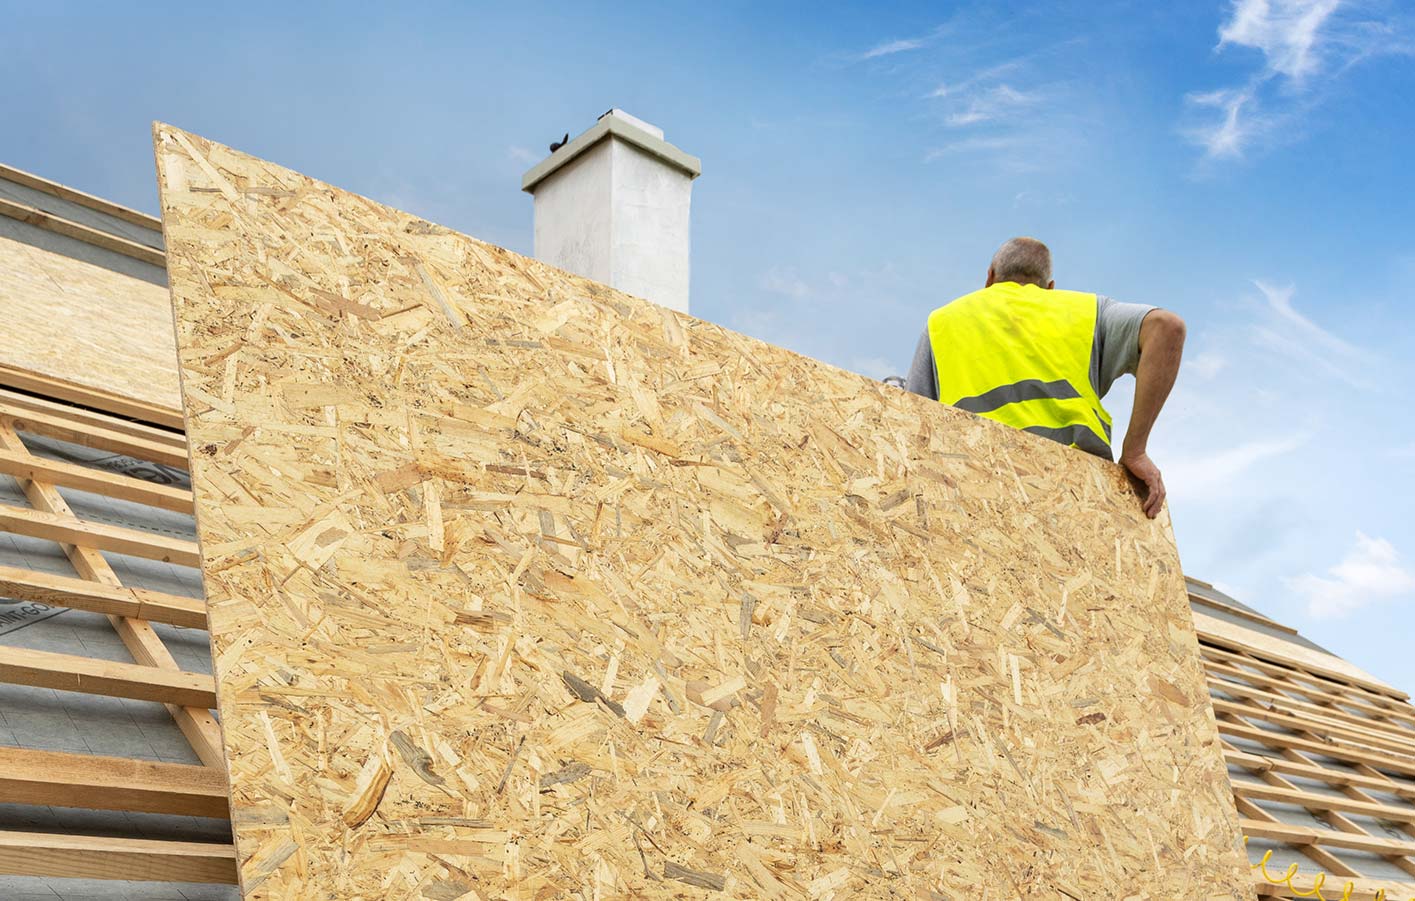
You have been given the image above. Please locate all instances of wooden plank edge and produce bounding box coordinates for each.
[0,830,237,884]
[0,745,227,818]
[0,195,165,267]
[0,563,206,629]
[0,503,201,568]
[0,644,216,708]
[0,367,184,432]
[0,161,163,231]
[0,446,193,513]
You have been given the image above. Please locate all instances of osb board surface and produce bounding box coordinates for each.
[0,231,181,410]
[155,124,1249,900]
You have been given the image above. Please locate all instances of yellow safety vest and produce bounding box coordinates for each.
[927,282,1113,459]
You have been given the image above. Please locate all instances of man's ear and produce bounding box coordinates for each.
[1046,279,1055,290]
[985,267,996,287]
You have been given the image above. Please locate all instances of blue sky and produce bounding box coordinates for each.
[4,1,1414,687]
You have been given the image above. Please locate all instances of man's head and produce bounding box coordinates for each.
[986,237,1054,289]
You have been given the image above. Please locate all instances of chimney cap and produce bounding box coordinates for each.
[522,110,701,193]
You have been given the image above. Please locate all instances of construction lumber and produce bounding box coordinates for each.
[0,364,184,431]
[0,422,225,768]
[0,830,237,884]
[0,399,189,468]
[0,161,163,231]
[0,195,165,267]
[156,124,1251,899]
[0,645,215,708]
[0,745,227,817]
[0,229,181,419]
[0,564,206,628]
[0,446,193,512]
[1195,610,1406,700]
[0,386,187,452]
[0,503,200,567]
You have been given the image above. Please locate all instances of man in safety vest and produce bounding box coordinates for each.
[904,237,1185,519]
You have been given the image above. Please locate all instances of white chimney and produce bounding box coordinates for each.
[522,109,701,314]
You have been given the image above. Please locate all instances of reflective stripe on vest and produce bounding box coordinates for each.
[927,282,1113,459]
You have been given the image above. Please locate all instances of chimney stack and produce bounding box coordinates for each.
[522,109,701,314]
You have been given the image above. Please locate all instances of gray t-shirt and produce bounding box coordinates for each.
[903,294,1156,403]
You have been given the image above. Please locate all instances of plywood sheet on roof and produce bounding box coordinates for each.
[155,123,1249,899]
[0,232,180,413]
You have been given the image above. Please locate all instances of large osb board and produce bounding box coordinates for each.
[0,232,180,411]
[155,124,1249,900]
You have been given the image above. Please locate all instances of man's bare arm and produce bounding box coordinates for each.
[1120,309,1185,519]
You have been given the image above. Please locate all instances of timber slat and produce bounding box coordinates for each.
[1223,749,1415,800]
[1218,718,1415,778]
[0,447,193,513]
[0,195,166,267]
[0,745,226,817]
[1234,779,1415,824]
[0,830,237,884]
[0,564,206,628]
[0,503,200,567]
[1241,818,1415,857]
[0,645,216,708]
[0,403,189,469]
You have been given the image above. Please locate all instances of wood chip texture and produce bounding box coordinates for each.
[154,124,1250,900]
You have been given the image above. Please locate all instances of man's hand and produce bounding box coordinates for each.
[1120,451,1166,519]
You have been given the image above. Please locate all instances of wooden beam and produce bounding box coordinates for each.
[0,161,163,231]
[1242,819,1415,857]
[0,195,165,267]
[0,367,184,432]
[1210,674,1415,750]
[0,645,215,708]
[1213,698,1415,760]
[1218,717,1415,778]
[0,503,200,568]
[0,830,236,884]
[0,564,206,629]
[0,423,224,767]
[1204,651,1415,731]
[1235,779,1415,826]
[0,402,189,469]
[0,745,226,817]
[1196,612,1408,701]
[1223,749,1415,800]
[0,447,192,513]
[0,387,187,453]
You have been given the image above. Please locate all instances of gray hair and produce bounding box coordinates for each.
[990,237,1052,287]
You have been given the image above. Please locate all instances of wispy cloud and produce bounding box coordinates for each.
[1248,280,1371,388]
[860,37,926,60]
[1190,350,1229,379]
[1290,532,1415,619]
[760,266,810,299]
[1186,0,1406,160]
[1219,0,1341,80]
[1165,433,1309,498]
[944,84,1039,127]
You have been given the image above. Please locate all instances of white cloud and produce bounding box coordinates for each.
[945,84,1038,127]
[506,145,538,164]
[1290,532,1415,619]
[1187,0,1404,160]
[1254,279,1356,354]
[1219,0,1342,80]
[861,37,925,60]
[1165,433,1309,498]
[760,266,810,299]
[1185,87,1261,160]
[1246,281,1371,389]
[1189,351,1229,379]
[924,135,1026,160]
